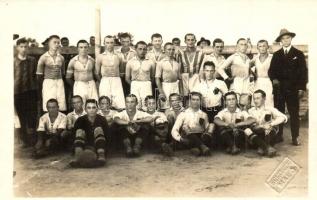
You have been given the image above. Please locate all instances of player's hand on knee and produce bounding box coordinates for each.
[228,123,235,129]
[298,90,304,99]
[60,130,68,138]
[180,137,190,146]
[272,79,280,86]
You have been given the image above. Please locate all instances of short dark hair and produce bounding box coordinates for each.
[104,35,114,41]
[151,33,162,40]
[253,89,266,98]
[236,38,246,44]
[61,37,69,41]
[169,93,181,102]
[257,39,269,46]
[145,95,155,102]
[189,91,202,101]
[126,94,138,103]
[164,42,174,49]
[184,33,196,41]
[48,35,60,42]
[72,95,83,102]
[16,37,28,46]
[224,91,237,100]
[46,98,59,107]
[85,99,98,108]
[172,37,180,43]
[202,61,215,70]
[99,95,111,104]
[135,41,147,49]
[119,32,131,40]
[76,39,89,47]
[213,38,224,47]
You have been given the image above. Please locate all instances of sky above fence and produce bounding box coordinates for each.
[3,0,316,47]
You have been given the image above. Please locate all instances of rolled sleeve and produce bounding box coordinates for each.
[171,112,185,141]
[36,55,45,75]
[37,116,46,132]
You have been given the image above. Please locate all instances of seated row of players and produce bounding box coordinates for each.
[33,88,287,168]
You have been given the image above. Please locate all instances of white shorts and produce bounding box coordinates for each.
[162,81,179,107]
[74,80,98,104]
[181,73,200,96]
[131,80,152,110]
[99,77,125,109]
[230,77,253,95]
[255,77,274,107]
[42,79,66,111]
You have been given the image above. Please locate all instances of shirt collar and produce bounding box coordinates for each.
[134,56,149,61]
[102,50,116,55]
[44,51,61,57]
[211,53,224,59]
[254,104,267,110]
[73,109,86,115]
[224,107,240,113]
[116,46,135,53]
[73,55,93,61]
[283,45,292,52]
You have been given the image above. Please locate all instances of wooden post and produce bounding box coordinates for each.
[95,5,101,57]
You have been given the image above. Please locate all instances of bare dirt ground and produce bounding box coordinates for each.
[13,120,308,198]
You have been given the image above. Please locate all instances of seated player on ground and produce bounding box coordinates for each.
[171,92,214,156]
[144,95,173,156]
[70,99,109,168]
[248,89,287,157]
[98,96,120,150]
[33,98,67,158]
[113,94,154,157]
[98,96,119,127]
[214,91,256,155]
[165,93,185,135]
[66,95,86,148]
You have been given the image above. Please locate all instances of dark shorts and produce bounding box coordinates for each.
[14,90,38,129]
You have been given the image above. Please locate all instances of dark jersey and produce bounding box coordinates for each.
[74,114,109,145]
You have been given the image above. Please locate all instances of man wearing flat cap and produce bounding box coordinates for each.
[268,28,308,146]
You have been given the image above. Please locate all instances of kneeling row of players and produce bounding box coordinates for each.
[33,90,287,168]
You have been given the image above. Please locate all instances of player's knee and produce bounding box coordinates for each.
[207,123,215,133]
[94,127,104,138]
[244,128,253,136]
[94,127,106,144]
[76,129,86,139]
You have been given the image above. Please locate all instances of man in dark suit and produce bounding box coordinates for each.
[269,29,308,146]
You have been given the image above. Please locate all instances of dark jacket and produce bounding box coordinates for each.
[269,46,307,91]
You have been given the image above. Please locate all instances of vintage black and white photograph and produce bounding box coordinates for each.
[1,0,316,199]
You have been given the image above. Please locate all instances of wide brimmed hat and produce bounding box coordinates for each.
[275,28,296,42]
[197,37,211,46]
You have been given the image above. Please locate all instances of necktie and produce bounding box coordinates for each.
[284,49,288,55]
